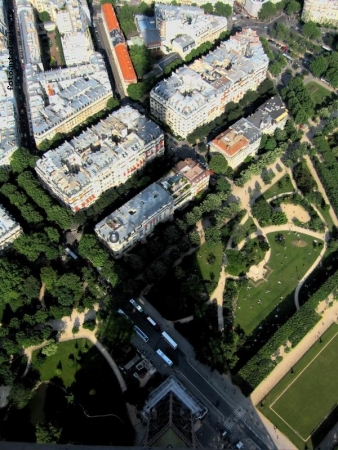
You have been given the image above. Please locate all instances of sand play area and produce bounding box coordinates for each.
[280,203,310,223]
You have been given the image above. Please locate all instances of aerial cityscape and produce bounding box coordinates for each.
[0,0,338,449]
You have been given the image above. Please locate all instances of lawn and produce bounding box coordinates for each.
[263,174,294,200]
[305,81,331,106]
[235,232,323,334]
[32,339,92,387]
[260,323,338,449]
[195,241,223,284]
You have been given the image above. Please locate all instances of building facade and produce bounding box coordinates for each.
[302,0,338,25]
[95,183,174,258]
[0,2,19,166]
[35,106,164,212]
[210,96,288,168]
[17,0,112,147]
[154,4,227,57]
[144,0,234,7]
[150,28,268,138]
[209,118,261,168]
[0,205,22,252]
[159,158,210,209]
[95,159,210,257]
[101,3,137,96]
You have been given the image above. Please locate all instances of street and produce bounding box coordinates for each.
[128,299,277,450]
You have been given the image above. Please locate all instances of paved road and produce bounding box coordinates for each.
[128,299,278,450]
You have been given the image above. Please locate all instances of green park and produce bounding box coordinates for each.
[260,323,338,449]
[234,231,323,334]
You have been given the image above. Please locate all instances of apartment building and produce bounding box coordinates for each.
[154,4,227,57]
[210,96,288,168]
[31,0,91,24]
[159,158,210,208]
[0,205,22,252]
[35,106,164,212]
[101,3,137,96]
[17,0,112,147]
[95,159,210,257]
[210,118,261,168]
[246,95,288,134]
[144,0,234,8]
[55,0,93,66]
[95,183,174,258]
[17,0,43,70]
[150,28,269,138]
[302,0,338,25]
[0,2,19,167]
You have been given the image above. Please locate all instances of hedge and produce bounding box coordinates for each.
[235,269,338,394]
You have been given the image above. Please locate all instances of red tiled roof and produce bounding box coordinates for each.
[115,44,137,84]
[102,3,119,32]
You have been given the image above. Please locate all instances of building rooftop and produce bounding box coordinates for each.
[247,95,288,130]
[24,53,111,138]
[135,14,161,48]
[0,205,20,239]
[151,29,268,116]
[95,183,173,245]
[155,4,227,47]
[173,34,195,48]
[35,106,162,197]
[211,118,260,158]
[102,2,120,32]
[142,376,207,420]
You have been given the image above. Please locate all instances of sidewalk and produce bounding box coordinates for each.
[250,301,338,406]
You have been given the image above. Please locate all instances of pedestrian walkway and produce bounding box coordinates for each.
[250,299,338,406]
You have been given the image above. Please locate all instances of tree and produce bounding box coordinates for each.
[38,11,51,22]
[201,3,214,14]
[285,0,301,14]
[258,2,277,20]
[215,177,231,195]
[106,96,119,111]
[41,342,58,357]
[36,421,62,444]
[10,148,35,173]
[214,2,232,17]
[0,168,9,183]
[209,153,228,174]
[126,82,144,101]
[302,21,321,40]
[129,45,153,78]
[8,381,35,409]
[310,56,329,78]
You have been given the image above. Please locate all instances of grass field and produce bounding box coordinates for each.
[235,232,323,334]
[263,174,294,200]
[195,241,223,284]
[305,81,331,105]
[260,323,338,449]
[32,339,92,387]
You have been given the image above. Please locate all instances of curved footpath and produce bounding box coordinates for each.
[24,308,140,428]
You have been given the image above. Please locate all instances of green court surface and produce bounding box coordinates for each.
[260,323,338,448]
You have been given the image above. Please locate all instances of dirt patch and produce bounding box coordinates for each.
[280,203,311,223]
[291,240,307,247]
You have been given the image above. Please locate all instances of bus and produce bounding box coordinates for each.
[134,326,149,342]
[146,316,160,330]
[161,331,178,349]
[156,349,173,367]
[129,298,143,313]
